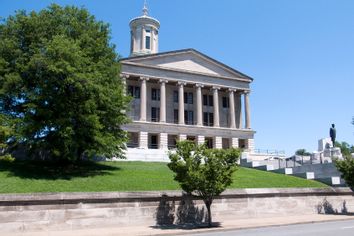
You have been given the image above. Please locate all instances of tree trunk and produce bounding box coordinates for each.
[204,198,213,227]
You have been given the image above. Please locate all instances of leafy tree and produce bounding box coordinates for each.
[168,140,240,227]
[295,149,311,156]
[0,5,129,161]
[335,156,354,190]
[335,141,354,158]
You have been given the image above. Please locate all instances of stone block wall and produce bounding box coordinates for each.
[0,188,353,234]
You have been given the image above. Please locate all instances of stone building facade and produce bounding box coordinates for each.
[120,5,255,160]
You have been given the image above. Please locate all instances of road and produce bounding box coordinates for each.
[189,219,354,236]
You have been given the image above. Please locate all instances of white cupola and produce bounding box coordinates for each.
[129,1,160,57]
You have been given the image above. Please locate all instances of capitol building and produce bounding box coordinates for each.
[120,4,255,161]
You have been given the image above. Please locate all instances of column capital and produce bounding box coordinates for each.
[159,79,168,84]
[212,86,221,91]
[243,90,251,95]
[228,88,237,93]
[120,73,130,79]
[195,83,204,88]
[177,81,186,87]
[140,76,150,81]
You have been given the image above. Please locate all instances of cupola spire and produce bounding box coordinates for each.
[142,0,148,16]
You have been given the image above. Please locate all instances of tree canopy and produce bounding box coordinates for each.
[295,149,311,156]
[168,141,240,227]
[0,4,129,161]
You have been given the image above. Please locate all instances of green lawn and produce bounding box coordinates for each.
[0,160,327,193]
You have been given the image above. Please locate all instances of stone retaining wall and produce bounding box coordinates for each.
[0,188,353,233]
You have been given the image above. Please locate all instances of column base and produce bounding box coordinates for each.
[197,135,205,146]
[138,131,148,149]
[159,133,168,150]
[231,138,239,148]
[213,136,222,149]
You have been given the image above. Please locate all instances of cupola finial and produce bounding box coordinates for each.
[142,0,148,16]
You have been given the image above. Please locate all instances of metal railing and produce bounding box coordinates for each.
[253,149,286,156]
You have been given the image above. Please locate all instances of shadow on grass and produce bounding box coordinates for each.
[0,160,120,180]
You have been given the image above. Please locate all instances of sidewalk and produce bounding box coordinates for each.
[7,214,354,236]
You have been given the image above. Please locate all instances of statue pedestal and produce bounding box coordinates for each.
[330,147,342,159]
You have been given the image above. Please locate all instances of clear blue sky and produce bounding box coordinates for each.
[1,0,354,155]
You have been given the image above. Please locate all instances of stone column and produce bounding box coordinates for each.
[212,87,220,127]
[151,29,154,51]
[139,131,148,149]
[197,135,205,145]
[235,92,242,129]
[141,26,145,50]
[228,89,236,129]
[195,83,203,126]
[139,77,148,122]
[178,82,185,125]
[159,133,168,150]
[244,91,251,129]
[213,136,222,149]
[159,79,167,123]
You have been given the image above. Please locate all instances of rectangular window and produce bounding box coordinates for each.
[209,113,214,126]
[151,88,160,101]
[187,92,193,104]
[145,36,151,49]
[203,95,208,106]
[184,110,193,125]
[151,107,160,122]
[209,95,213,107]
[174,109,178,124]
[222,97,229,108]
[128,85,134,97]
[183,92,193,104]
[134,86,140,98]
[188,111,194,125]
[203,112,214,126]
[127,86,140,99]
[203,95,213,106]
[173,91,178,103]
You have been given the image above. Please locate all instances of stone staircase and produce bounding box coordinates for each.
[240,153,346,186]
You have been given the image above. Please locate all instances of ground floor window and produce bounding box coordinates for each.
[222,138,230,149]
[168,135,177,149]
[239,139,246,149]
[205,137,213,149]
[127,132,139,148]
[148,134,159,149]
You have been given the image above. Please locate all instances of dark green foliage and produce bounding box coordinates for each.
[168,140,240,226]
[335,141,354,158]
[335,156,354,190]
[295,149,311,156]
[0,5,129,161]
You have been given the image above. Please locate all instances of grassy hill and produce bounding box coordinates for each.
[0,161,327,193]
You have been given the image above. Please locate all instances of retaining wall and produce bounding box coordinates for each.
[0,188,353,233]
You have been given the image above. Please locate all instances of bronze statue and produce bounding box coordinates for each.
[329,124,336,147]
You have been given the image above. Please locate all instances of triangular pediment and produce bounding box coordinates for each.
[120,49,252,80]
